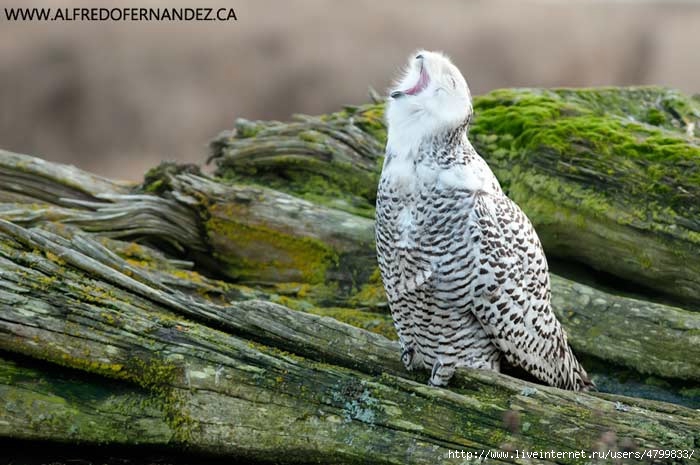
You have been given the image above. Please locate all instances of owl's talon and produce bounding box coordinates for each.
[400,345,415,370]
[428,359,454,387]
[429,359,443,384]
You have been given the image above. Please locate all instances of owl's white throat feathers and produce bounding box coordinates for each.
[386,50,473,159]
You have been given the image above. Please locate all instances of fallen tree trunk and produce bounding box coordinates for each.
[2,150,699,399]
[1,219,698,464]
[1,86,699,462]
[209,87,700,306]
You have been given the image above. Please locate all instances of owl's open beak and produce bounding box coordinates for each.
[392,62,430,99]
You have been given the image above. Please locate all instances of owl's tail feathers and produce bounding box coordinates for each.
[559,344,596,392]
[574,362,596,392]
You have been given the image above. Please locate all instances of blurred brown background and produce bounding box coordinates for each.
[1,0,699,180]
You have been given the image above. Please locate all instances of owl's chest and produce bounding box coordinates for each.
[378,170,470,253]
[379,155,478,210]
[378,163,432,230]
[379,157,439,195]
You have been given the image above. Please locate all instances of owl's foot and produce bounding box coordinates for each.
[428,358,455,387]
[400,343,425,371]
[400,345,416,371]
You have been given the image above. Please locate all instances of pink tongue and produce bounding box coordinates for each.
[404,66,430,95]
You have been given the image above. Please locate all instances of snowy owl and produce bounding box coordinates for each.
[375,50,592,391]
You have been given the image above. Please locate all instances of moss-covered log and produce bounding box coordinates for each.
[210,87,700,306]
[1,86,700,462]
[1,219,698,464]
[2,149,699,404]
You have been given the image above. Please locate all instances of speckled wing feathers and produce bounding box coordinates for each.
[467,193,591,390]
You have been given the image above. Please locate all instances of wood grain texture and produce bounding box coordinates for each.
[0,219,698,464]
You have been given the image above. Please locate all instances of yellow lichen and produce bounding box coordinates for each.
[206,206,337,283]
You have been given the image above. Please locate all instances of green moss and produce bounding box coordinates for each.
[298,130,323,144]
[140,161,201,195]
[126,357,194,442]
[30,275,58,291]
[679,386,700,398]
[44,250,66,266]
[206,209,337,284]
[4,334,129,383]
[219,156,378,218]
[127,357,177,391]
[258,279,395,340]
[470,87,700,245]
[59,353,125,377]
[234,119,263,139]
[348,267,387,310]
[113,241,156,266]
[79,283,117,304]
[645,107,666,126]
[342,103,388,144]
[269,282,341,307]
[263,285,395,340]
[550,86,700,134]
[348,282,385,307]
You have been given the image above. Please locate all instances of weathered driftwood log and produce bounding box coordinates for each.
[2,150,699,402]
[0,148,130,203]
[1,219,698,465]
[210,87,700,305]
[1,86,699,462]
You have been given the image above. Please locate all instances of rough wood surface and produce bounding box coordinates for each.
[0,149,130,204]
[1,219,698,464]
[1,86,699,463]
[2,150,699,393]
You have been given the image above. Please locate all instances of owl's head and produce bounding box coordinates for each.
[386,50,472,151]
